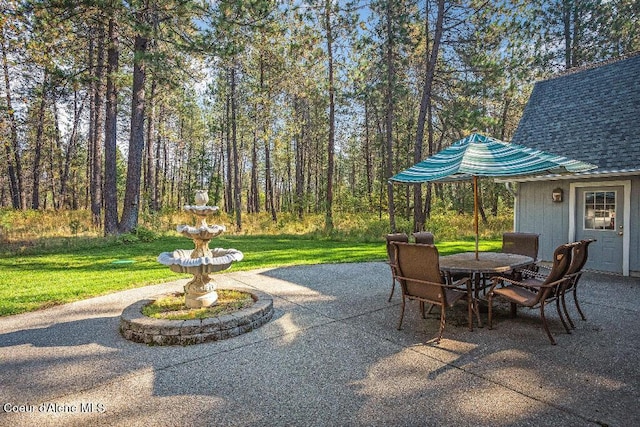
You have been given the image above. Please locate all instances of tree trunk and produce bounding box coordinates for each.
[385,0,396,232]
[224,74,233,213]
[364,100,373,208]
[154,106,163,211]
[59,91,86,210]
[249,129,259,213]
[478,182,488,224]
[48,96,59,210]
[324,0,335,232]
[1,25,24,209]
[212,139,224,206]
[104,13,119,235]
[264,103,276,222]
[32,74,48,209]
[230,65,242,230]
[91,27,105,226]
[423,101,436,221]
[413,0,445,232]
[249,52,264,214]
[145,78,157,211]
[294,98,305,220]
[87,36,95,211]
[563,0,572,69]
[119,32,148,233]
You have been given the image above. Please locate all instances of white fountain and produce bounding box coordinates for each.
[157,190,244,308]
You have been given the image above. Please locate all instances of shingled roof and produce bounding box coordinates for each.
[511,53,640,174]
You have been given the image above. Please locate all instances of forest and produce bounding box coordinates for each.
[1,0,639,236]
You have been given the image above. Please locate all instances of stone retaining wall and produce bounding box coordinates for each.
[120,287,274,346]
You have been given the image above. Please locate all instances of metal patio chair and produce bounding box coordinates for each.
[487,243,574,345]
[412,231,435,245]
[393,242,474,343]
[386,233,409,301]
[502,232,539,279]
[561,239,597,327]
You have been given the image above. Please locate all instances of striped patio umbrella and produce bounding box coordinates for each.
[390,133,597,259]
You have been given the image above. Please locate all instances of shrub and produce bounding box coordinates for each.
[117,226,158,244]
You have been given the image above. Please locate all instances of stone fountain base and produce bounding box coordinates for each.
[158,248,244,309]
[119,287,274,346]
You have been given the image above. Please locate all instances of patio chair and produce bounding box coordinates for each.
[487,242,574,345]
[412,231,435,244]
[393,242,474,343]
[560,239,596,328]
[386,233,409,301]
[502,232,539,279]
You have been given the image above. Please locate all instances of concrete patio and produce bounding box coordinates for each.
[1,262,638,426]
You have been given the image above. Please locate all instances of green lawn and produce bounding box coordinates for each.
[0,235,501,316]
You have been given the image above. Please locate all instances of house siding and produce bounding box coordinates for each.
[515,176,639,276]
[516,181,570,262]
[510,54,640,276]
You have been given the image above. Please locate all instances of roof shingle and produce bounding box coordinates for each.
[511,53,640,172]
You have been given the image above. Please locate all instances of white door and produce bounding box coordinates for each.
[575,187,624,274]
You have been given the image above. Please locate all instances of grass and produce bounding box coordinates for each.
[0,208,510,316]
[142,290,255,320]
[0,233,501,317]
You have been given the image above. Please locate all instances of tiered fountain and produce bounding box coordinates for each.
[157,190,244,308]
[120,190,273,345]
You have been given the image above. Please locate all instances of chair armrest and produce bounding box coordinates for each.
[395,275,471,290]
[394,275,447,289]
[445,276,471,290]
[489,275,522,294]
[489,275,568,294]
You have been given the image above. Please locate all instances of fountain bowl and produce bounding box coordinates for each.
[157,248,244,274]
[177,224,225,241]
[184,205,219,216]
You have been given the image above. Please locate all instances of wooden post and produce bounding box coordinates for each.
[474,176,479,260]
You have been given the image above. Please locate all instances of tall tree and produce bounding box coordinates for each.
[90,20,105,226]
[230,63,242,230]
[103,5,119,235]
[323,0,335,232]
[119,8,149,233]
[144,77,157,211]
[530,0,640,71]
[31,73,48,209]
[384,0,397,232]
[413,0,445,231]
[1,18,24,209]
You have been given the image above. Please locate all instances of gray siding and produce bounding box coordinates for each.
[515,176,639,275]
[509,54,640,275]
[516,181,570,262]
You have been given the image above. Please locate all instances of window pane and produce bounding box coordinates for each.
[584,191,615,230]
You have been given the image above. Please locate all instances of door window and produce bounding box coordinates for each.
[583,191,616,230]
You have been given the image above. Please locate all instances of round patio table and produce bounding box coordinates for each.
[439,252,534,327]
[439,252,534,276]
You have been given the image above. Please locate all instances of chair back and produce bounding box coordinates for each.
[412,231,435,245]
[393,242,445,304]
[386,233,409,263]
[542,243,574,285]
[502,232,539,261]
[566,239,596,275]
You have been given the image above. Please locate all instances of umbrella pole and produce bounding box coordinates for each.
[473,176,479,260]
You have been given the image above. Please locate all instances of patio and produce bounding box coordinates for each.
[1,262,638,426]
